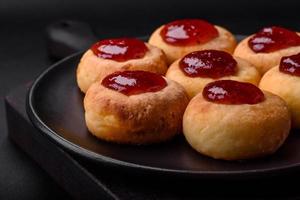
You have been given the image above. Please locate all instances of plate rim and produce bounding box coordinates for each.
[26,51,300,179]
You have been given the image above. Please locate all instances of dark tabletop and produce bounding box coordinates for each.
[1,0,300,199]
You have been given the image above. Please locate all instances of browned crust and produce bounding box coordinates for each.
[84,79,189,144]
[148,25,237,64]
[76,43,168,93]
[234,34,300,74]
[166,56,261,98]
[259,66,300,128]
[183,92,291,160]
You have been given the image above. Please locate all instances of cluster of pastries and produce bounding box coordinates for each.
[76,19,300,161]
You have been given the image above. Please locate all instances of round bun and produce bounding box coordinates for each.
[84,78,189,144]
[234,34,300,74]
[149,26,237,64]
[166,57,260,98]
[77,43,168,93]
[259,66,300,129]
[183,92,291,160]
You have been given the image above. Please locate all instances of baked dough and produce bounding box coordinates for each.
[183,92,291,160]
[77,43,168,93]
[234,34,300,74]
[149,26,237,64]
[259,66,300,129]
[166,57,260,98]
[84,78,189,144]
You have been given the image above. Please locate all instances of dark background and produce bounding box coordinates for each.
[1,0,300,199]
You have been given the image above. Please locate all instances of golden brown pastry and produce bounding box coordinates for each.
[166,50,260,98]
[148,19,236,64]
[234,26,300,74]
[183,80,291,160]
[77,38,168,93]
[84,70,189,144]
[259,53,300,129]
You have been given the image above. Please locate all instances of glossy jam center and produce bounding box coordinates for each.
[203,80,265,105]
[91,38,148,62]
[248,26,300,53]
[101,71,167,95]
[179,50,237,78]
[160,19,219,46]
[279,53,300,76]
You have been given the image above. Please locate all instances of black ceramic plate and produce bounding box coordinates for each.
[27,40,300,180]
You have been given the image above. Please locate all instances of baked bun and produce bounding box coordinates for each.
[259,53,300,129]
[183,80,291,160]
[166,50,260,98]
[234,26,300,74]
[149,19,236,64]
[84,70,189,144]
[77,38,168,93]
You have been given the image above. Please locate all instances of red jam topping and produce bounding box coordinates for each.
[179,50,237,78]
[160,19,219,46]
[248,26,300,53]
[203,80,265,105]
[91,38,148,62]
[101,71,167,95]
[280,53,300,76]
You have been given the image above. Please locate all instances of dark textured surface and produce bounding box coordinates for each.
[2,0,300,34]
[0,24,69,199]
[1,0,300,199]
[5,86,117,200]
